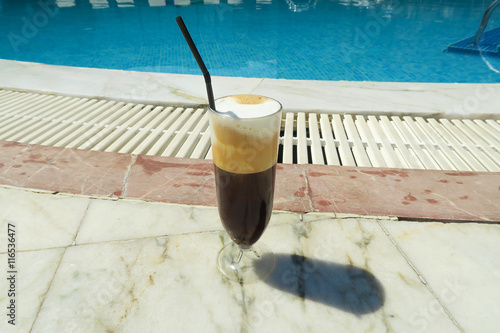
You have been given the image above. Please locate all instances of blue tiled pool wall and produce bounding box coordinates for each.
[0,0,499,83]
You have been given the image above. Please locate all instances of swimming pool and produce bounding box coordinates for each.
[1,0,499,83]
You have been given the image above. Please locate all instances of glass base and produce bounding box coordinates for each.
[216,242,276,283]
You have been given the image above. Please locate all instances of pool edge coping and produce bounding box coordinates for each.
[1,59,499,119]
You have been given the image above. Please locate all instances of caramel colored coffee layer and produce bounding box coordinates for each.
[211,120,280,174]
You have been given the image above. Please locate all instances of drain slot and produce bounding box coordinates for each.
[0,89,499,172]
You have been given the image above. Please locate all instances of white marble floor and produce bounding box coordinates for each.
[0,185,499,332]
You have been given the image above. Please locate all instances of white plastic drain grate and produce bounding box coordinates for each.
[0,89,499,172]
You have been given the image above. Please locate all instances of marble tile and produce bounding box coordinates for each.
[0,187,90,251]
[23,148,133,197]
[274,163,313,212]
[0,141,27,164]
[248,219,460,333]
[306,164,500,221]
[0,60,263,108]
[2,139,499,222]
[0,141,62,187]
[0,61,106,100]
[125,155,217,206]
[381,220,500,333]
[32,233,244,333]
[283,210,342,225]
[101,67,263,106]
[0,248,65,332]
[32,214,460,333]
[75,198,223,244]
[3,137,499,222]
[254,78,500,119]
[0,141,29,186]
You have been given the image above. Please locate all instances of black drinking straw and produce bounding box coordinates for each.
[175,16,216,111]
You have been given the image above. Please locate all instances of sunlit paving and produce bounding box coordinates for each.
[0,0,499,332]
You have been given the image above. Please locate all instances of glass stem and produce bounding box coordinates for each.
[235,245,254,264]
[236,250,243,264]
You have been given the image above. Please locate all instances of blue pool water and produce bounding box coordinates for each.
[1,0,500,83]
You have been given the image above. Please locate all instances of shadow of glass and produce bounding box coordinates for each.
[255,253,385,315]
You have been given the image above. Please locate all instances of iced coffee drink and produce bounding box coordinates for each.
[209,94,282,282]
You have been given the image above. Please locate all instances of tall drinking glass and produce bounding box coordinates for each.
[209,94,282,283]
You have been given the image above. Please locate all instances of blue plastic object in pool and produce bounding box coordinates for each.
[447,27,500,57]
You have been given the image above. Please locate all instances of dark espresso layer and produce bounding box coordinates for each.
[214,164,276,248]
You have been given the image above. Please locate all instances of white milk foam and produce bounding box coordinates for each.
[215,95,281,119]
[210,95,282,174]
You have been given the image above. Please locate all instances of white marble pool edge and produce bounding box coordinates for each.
[1,59,499,120]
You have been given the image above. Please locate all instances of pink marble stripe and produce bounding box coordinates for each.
[1,140,499,222]
[125,154,216,206]
[306,165,500,221]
